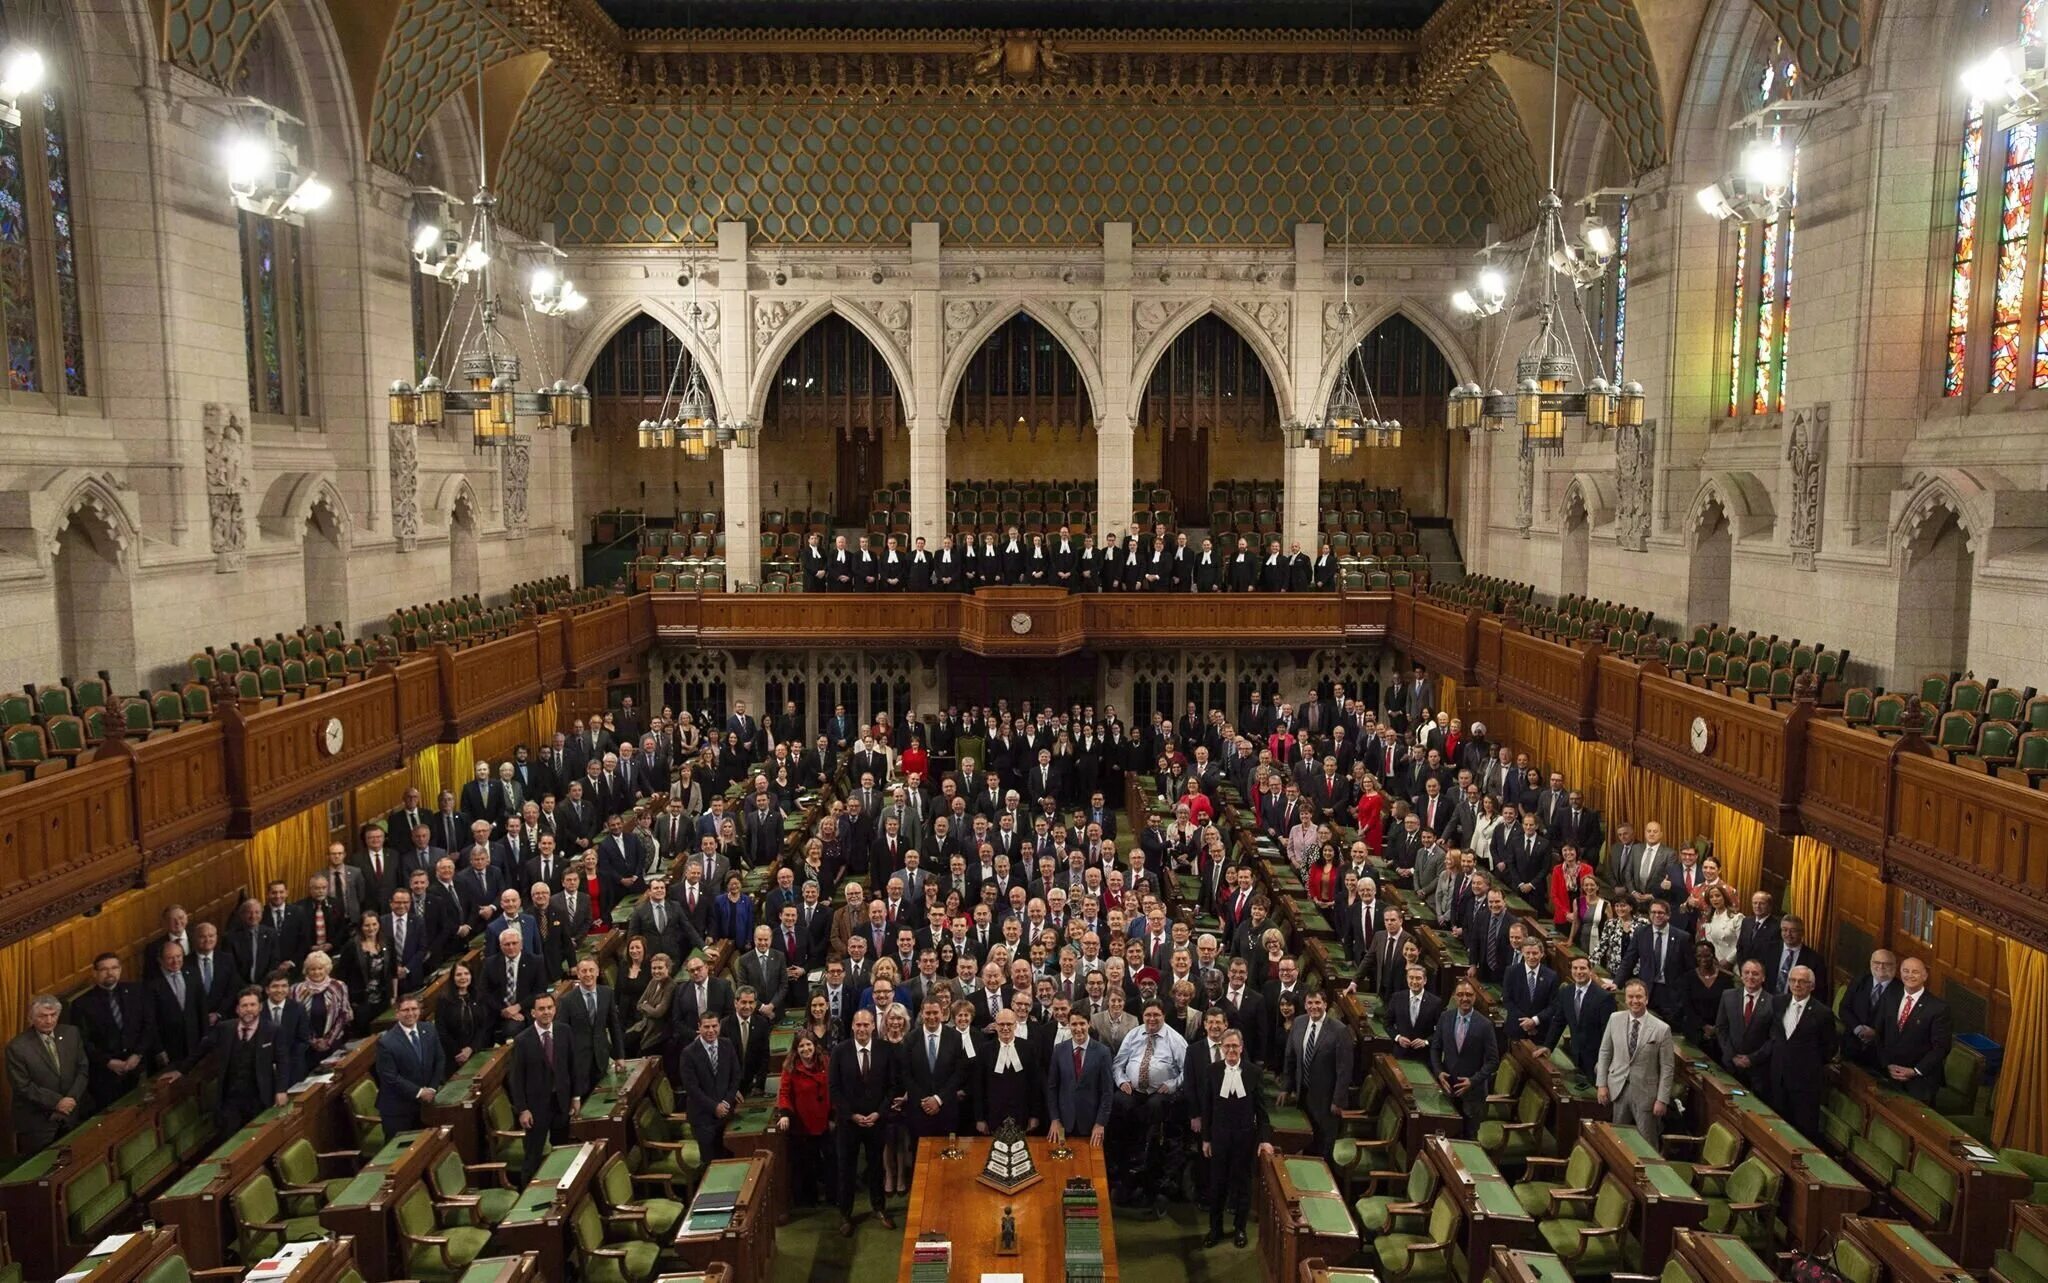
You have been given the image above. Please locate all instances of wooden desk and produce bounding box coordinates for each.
[1676,1056,1871,1249]
[570,1056,662,1155]
[1584,1120,1666,1173]
[249,1236,364,1283]
[421,1044,512,1164]
[1666,1228,1785,1283]
[150,1106,318,1269]
[1373,1051,1464,1155]
[1258,1149,1360,1283]
[1842,1215,1977,1283]
[1487,1246,1580,1283]
[1300,1257,1392,1283]
[452,1252,548,1283]
[490,1139,605,1278]
[672,1154,776,1283]
[1421,1134,1534,1280]
[1510,1039,1601,1151]
[896,1137,1119,1283]
[293,1034,381,1155]
[317,1126,455,1280]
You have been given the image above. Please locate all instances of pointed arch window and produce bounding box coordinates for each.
[1943,0,2048,397]
[0,0,87,399]
[234,20,313,419]
[1725,40,1799,416]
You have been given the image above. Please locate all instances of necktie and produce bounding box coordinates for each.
[373,853,384,881]
[1305,1021,1318,1061]
[927,1032,939,1070]
[707,1040,720,1072]
[200,956,213,991]
[1899,994,1915,1030]
[1456,1014,1468,1050]
[169,974,185,1006]
[540,1027,553,1069]
[1744,993,1756,1026]
[43,1033,58,1068]
[739,1021,750,1056]
[395,919,405,954]
[271,1004,282,1026]
[859,1045,870,1076]
[1656,930,1666,972]
[241,1025,251,1042]
[1628,1017,1640,1058]
[1575,987,1586,1016]
[1780,948,1794,991]
[653,903,666,932]
[1138,1032,1156,1087]
[585,989,597,1019]
[408,1028,420,1059]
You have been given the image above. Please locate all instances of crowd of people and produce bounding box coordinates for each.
[801,522,1345,592]
[7,661,1956,1255]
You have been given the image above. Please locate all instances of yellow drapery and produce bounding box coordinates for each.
[1994,940,2048,1151]
[1787,836,1839,946]
[1436,678,1460,721]
[353,693,564,832]
[248,803,331,894]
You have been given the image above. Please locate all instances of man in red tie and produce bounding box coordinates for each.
[1877,957,1951,1103]
[1714,959,1774,1086]
[508,993,575,1181]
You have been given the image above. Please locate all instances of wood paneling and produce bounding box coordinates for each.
[109,723,231,868]
[1407,598,1478,682]
[0,756,141,940]
[220,675,407,835]
[439,630,544,740]
[1799,719,1898,862]
[562,600,635,681]
[1888,753,2048,953]
[1497,630,1599,738]
[1593,655,1641,750]
[393,657,445,751]
[1633,674,1802,829]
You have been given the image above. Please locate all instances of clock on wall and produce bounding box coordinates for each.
[1009,612,1034,635]
[1689,716,1714,755]
[321,717,346,756]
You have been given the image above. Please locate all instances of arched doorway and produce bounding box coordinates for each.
[449,493,480,598]
[52,507,136,688]
[1136,315,1280,525]
[1895,505,1975,681]
[947,314,1094,541]
[302,496,349,628]
[1688,498,1733,628]
[761,313,906,531]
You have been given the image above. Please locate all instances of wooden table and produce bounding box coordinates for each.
[1300,1256,1391,1282]
[451,1255,547,1283]
[1673,1055,1871,1248]
[672,1154,776,1283]
[1487,1245,1580,1283]
[1510,1039,1601,1151]
[1258,1149,1360,1283]
[491,1139,606,1277]
[1372,1051,1464,1154]
[317,1126,456,1280]
[149,1104,315,1269]
[1665,1228,1784,1283]
[1841,1215,1977,1283]
[421,1044,512,1164]
[1421,1134,1534,1278]
[570,1055,662,1153]
[896,1136,1120,1283]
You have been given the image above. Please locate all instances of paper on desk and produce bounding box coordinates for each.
[88,1234,136,1256]
[979,1275,1025,1283]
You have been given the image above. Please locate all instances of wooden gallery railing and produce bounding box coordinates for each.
[0,598,653,948]
[1390,588,2048,954]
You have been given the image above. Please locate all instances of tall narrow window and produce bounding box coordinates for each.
[1990,120,2035,391]
[1728,223,1747,417]
[1724,40,1798,416]
[0,0,89,400]
[235,21,313,419]
[1612,198,1629,379]
[1947,106,1983,395]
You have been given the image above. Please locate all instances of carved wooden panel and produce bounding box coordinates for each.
[223,676,406,835]
[1406,598,1478,682]
[1632,675,1794,829]
[1799,719,1894,862]
[1082,593,1335,649]
[1497,632,1597,738]
[962,589,1086,655]
[0,756,142,944]
[120,724,232,866]
[535,616,567,687]
[1475,617,1503,690]
[1887,754,2048,952]
[1593,655,1641,751]
[563,601,635,681]
[393,658,445,752]
[1340,592,1393,642]
[438,632,545,740]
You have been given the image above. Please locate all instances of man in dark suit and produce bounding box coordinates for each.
[722,990,775,1098]
[1619,900,1692,1023]
[1046,1009,1115,1148]
[1387,962,1444,1062]
[902,998,969,1147]
[1502,939,1559,1046]
[258,974,311,1088]
[734,926,791,1020]
[626,878,699,965]
[383,889,433,994]
[482,931,547,1041]
[678,1012,744,1162]
[1502,813,1554,917]
[7,995,90,1149]
[225,898,285,994]
[1734,892,1780,969]
[353,826,403,920]
[828,1008,901,1235]
[143,940,205,1071]
[1545,955,1615,1082]
[374,994,448,1137]
[560,959,626,1091]
[198,988,288,1131]
[1714,959,1775,1085]
[72,952,153,1108]
[506,993,576,1182]
[459,763,501,837]
[1753,963,1838,1137]
[673,953,736,1030]
[1877,958,1952,1104]
[282,875,347,970]
[1760,915,1827,996]
[1839,950,1901,1068]
[1198,1027,1275,1248]
[1430,980,1499,1139]
[1280,990,1352,1161]
[387,788,431,851]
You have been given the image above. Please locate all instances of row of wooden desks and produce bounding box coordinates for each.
[149,1104,318,1269]
[672,1154,775,1283]
[1509,1039,1602,1151]
[1842,1215,1977,1283]
[318,1127,458,1280]
[491,1139,605,1277]
[1575,1121,1709,1273]
[1257,1151,1360,1283]
[1423,1134,1537,1278]
[1675,1053,1872,1249]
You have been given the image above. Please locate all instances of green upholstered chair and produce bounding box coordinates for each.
[1663,1119,1744,1194]
[1699,1154,1782,1249]
[1476,1078,1551,1166]
[1354,1154,1436,1235]
[230,1172,326,1263]
[63,1157,126,1240]
[481,1087,527,1169]
[426,1146,516,1228]
[1833,1234,1880,1283]
[272,1137,355,1215]
[1537,1175,1635,1273]
[394,1182,489,1280]
[1998,1147,2048,1204]
[1892,1150,1958,1228]
[1514,1138,1600,1218]
[572,1194,662,1283]
[345,1078,385,1154]
[597,1154,684,1239]
[1373,1187,1462,1282]
[1993,1204,2048,1283]
[625,1098,699,1201]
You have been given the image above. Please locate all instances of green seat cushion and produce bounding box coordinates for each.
[1355,1195,1427,1236]
[1515,1181,1572,1218]
[638,1195,685,1237]
[407,1225,492,1277]
[475,1188,519,1225]
[1848,1136,1897,1181]
[1994,1248,2048,1283]
[588,1239,662,1283]
[2019,1226,2048,1276]
[1891,1171,1950,1223]
[68,1178,128,1239]
[1377,1232,1452,1278]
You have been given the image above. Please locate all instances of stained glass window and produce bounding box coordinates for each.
[235,20,313,419]
[1989,121,2035,392]
[1612,199,1629,380]
[1726,39,1799,416]
[1728,223,1747,417]
[0,1,89,401]
[1947,104,1983,395]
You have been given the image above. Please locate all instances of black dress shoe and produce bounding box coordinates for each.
[1202,1230,1224,1248]
[1234,1228,1249,1248]
[878,1212,898,1230]
[838,1219,856,1238]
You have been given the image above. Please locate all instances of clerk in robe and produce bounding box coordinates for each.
[1053,525,1079,588]
[908,536,933,590]
[1194,538,1222,592]
[1227,537,1255,591]
[1314,541,1338,590]
[828,535,855,590]
[934,536,960,590]
[975,1007,1042,1133]
[855,535,879,590]
[879,535,906,590]
[1258,540,1289,592]
[1198,1029,1274,1249]
[1025,532,1049,584]
[803,533,828,591]
[980,531,1003,585]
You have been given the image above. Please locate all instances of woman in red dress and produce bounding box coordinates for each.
[899,736,929,784]
[1305,841,1342,912]
[580,850,609,933]
[1354,775,1386,855]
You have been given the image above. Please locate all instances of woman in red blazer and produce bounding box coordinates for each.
[776,1029,834,1207]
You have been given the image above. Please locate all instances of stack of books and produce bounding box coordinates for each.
[910,1232,951,1282]
[1062,1177,1105,1282]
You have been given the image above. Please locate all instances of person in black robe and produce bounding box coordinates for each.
[1198,1029,1275,1247]
[974,1009,1042,1134]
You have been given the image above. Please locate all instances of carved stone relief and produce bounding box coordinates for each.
[682,299,721,350]
[1786,404,1827,571]
[942,298,995,357]
[1133,298,1192,359]
[1516,447,1535,539]
[1061,299,1101,356]
[854,297,912,355]
[390,423,420,553]
[1614,419,1655,553]
[202,402,248,573]
[753,299,807,357]
[502,438,531,541]
[1247,299,1288,354]
[1322,301,1354,360]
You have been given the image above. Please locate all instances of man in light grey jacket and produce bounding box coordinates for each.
[1596,978,1676,1146]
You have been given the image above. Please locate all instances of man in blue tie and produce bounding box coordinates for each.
[373,994,448,1137]
[1430,980,1499,1139]
[678,1012,742,1162]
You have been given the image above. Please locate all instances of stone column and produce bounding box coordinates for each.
[717,221,759,584]
[1286,223,1328,555]
[909,223,947,544]
[1098,223,1136,536]
[1283,443,1321,553]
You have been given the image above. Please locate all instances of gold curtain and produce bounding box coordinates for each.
[1436,678,1460,721]
[1709,809,1764,901]
[1994,940,2048,1151]
[1787,835,1838,945]
[248,804,331,894]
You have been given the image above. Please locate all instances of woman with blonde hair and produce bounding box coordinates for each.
[292,951,352,1059]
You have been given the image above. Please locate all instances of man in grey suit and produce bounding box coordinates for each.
[1280,990,1353,1161]
[7,995,90,1149]
[1596,979,1676,1146]
[734,925,791,1019]
[1616,821,1675,909]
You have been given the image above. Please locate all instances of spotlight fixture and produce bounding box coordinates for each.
[1451,265,1509,318]
[528,264,588,317]
[219,102,330,224]
[0,44,44,128]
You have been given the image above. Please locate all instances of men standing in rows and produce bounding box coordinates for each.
[72,952,151,1108]
[1759,965,1836,1137]
[7,996,89,1149]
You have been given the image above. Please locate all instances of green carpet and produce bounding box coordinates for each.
[767,1201,1272,1280]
